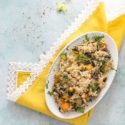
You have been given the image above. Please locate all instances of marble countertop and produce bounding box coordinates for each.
[0,0,125,125]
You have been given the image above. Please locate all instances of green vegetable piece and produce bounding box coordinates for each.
[75,107,85,113]
[85,35,89,41]
[48,91,53,96]
[111,67,117,72]
[93,35,104,44]
[100,64,105,73]
[46,81,49,89]
[76,52,90,64]
[63,74,68,80]
[83,35,89,42]
[89,84,99,92]
[86,96,93,102]
[97,59,107,73]
[60,52,67,57]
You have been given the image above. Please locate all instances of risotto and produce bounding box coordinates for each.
[49,35,113,113]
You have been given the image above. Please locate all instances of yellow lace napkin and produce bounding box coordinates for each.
[9,3,125,125]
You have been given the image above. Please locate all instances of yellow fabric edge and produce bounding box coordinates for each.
[17,72,30,88]
[108,14,125,49]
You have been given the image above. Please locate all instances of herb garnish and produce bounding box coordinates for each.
[85,35,89,41]
[46,80,49,89]
[97,58,109,73]
[60,52,67,56]
[60,52,67,61]
[63,74,68,80]
[93,35,104,43]
[76,52,90,64]
[93,35,104,47]
[48,91,53,96]
[83,35,89,42]
[89,84,99,92]
[75,106,85,113]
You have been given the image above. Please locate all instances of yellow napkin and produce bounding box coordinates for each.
[15,3,125,125]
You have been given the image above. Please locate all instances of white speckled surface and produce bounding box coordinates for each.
[0,0,125,125]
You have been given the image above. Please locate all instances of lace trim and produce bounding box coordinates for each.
[7,62,41,101]
[7,0,103,101]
